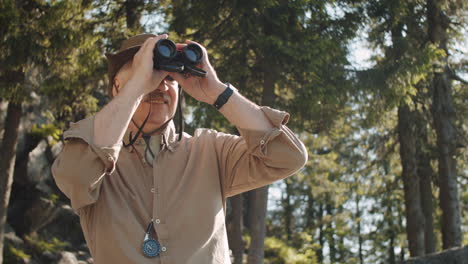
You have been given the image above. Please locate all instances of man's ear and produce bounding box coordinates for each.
[112,78,120,97]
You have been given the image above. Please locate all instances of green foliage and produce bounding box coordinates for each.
[3,245,31,264]
[25,235,67,254]
[30,123,62,144]
[48,193,60,204]
[0,0,108,126]
[264,236,318,264]
[0,1,465,263]
[165,0,360,132]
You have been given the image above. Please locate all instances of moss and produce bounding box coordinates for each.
[25,235,67,254]
[3,245,31,264]
[49,193,60,204]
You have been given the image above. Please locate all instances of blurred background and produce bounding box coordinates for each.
[0,0,466,263]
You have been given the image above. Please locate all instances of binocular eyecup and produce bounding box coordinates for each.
[153,39,207,78]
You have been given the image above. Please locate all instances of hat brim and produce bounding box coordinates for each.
[106,46,142,97]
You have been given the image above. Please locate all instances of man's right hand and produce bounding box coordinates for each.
[128,34,169,96]
[94,34,170,147]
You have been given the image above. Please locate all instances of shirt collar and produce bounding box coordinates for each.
[122,120,178,152]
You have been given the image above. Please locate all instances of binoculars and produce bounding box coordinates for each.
[153,39,207,77]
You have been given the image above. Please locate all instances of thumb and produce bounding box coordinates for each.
[152,70,169,84]
[168,72,189,86]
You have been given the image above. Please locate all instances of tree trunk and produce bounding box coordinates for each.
[0,102,22,263]
[284,179,292,242]
[247,59,276,264]
[389,230,396,264]
[398,105,426,257]
[391,10,426,254]
[306,189,325,263]
[326,203,336,263]
[427,0,462,249]
[317,203,324,264]
[356,197,364,264]
[418,154,437,253]
[229,194,244,264]
[124,0,144,31]
[415,112,437,253]
[247,186,269,264]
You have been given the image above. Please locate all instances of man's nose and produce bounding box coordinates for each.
[155,77,169,92]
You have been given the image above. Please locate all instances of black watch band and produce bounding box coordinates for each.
[213,83,234,110]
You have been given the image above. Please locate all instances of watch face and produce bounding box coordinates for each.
[142,239,160,258]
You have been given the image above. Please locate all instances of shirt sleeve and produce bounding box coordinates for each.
[51,116,122,211]
[214,106,308,198]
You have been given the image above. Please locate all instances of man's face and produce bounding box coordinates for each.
[113,61,179,133]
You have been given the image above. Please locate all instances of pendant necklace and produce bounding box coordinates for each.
[142,219,161,258]
[140,135,162,258]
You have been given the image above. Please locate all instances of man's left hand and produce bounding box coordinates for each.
[168,40,226,104]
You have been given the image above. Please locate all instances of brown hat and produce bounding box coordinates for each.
[105,33,156,97]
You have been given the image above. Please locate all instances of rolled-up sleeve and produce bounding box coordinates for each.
[215,106,308,197]
[52,116,121,211]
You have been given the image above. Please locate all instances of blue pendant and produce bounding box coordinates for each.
[142,220,161,258]
[142,238,161,257]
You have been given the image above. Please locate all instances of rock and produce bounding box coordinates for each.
[22,197,62,234]
[3,230,29,264]
[402,246,468,264]
[51,140,63,159]
[42,250,59,262]
[28,140,50,185]
[4,223,24,248]
[58,252,78,264]
[76,248,92,263]
[40,204,86,248]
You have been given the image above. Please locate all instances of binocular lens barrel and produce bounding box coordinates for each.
[155,39,177,58]
[153,39,207,77]
[183,44,203,64]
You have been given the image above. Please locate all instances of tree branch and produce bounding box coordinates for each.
[448,70,468,84]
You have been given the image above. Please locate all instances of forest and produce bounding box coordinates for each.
[0,0,467,263]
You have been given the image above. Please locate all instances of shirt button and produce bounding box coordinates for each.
[155,219,161,224]
[151,188,155,193]
[260,140,265,145]
[161,247,167,252]
[107,156,113,162]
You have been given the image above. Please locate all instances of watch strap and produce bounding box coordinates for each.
[213,83,234,110]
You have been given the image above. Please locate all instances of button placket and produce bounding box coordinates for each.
[152,151,167,241]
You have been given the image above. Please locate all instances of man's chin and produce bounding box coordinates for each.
[144,118,170,131]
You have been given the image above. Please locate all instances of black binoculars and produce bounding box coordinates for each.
[153,39,207,77]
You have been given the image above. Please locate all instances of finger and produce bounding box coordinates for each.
[154,33,168,42]
[142,34,168,55]
[185,40,207,51]
[134,37,154,61]
[185,39,211,68]
[168,72,189,84]
[175,43,187,50]
[152,70,168,84]
[140,37,156,52]
[185,39,201,45]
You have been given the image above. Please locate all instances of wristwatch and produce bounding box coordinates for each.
[213,83,235,110]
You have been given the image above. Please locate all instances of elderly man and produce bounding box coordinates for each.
[52,33,307,264]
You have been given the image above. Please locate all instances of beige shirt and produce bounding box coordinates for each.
[52,106,307,264]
